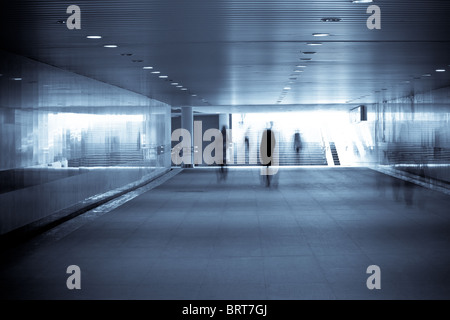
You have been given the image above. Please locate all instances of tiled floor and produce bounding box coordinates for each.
[1,167,450,300]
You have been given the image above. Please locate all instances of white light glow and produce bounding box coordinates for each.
[86,35,102,39]
[103,44,118,48]
[232,111,374,166]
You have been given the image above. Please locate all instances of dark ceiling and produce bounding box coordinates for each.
[1,0,450,110]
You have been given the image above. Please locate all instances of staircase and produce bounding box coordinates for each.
[232,130,328,166]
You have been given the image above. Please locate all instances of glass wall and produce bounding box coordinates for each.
[372,88,450,183]
[0,50,171,235]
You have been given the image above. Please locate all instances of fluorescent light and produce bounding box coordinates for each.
[151,71,160,74]
[352,0,373,3]
[294,70,303,73]
[176,85,183,88]
[296,65,307,68]
[86,35,102,39]
[422,74,432,77]
[321,17,341,22]
[143,66,153,70]
[11,77,22,81]
[171,83,179,85]
[307,42,322,46]
[436,69,446,72]
[159,75,168,78]
[103,44,118,48]
[191,94,197,97]
[312,33,329,37]
[283,87,291,90]
[181,88,188,91]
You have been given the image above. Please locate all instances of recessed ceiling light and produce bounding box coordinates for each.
[296,65,307,68]
[181,88,188,91]
[176,85,183,88]
[143,66,153,70]
[436,69,446,72]
[191,94,197,97]
[104,44,118,48]
[151,71,160,74]
[352,0,373,3]
[86,35,102,39]
[307,42,322,46]
[159,75,168,78]
[171,83,179,85]
[312,33,330,37]
[422,74,432,77]
[294,70,303,73]
[283,87,291,90]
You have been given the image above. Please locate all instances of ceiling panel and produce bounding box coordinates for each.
[1,0,450,109]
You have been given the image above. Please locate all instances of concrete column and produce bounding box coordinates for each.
[219,113,233,164]
[218,113,229,130]
[181,106,194,167]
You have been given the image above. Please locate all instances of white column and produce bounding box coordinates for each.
[181,106,194,167]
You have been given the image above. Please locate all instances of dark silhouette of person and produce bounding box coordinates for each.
[221,125,227,166]
[244,126,252,164]
[294,131,302,153]
[218,125,228,180]
[260,122,276,185]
